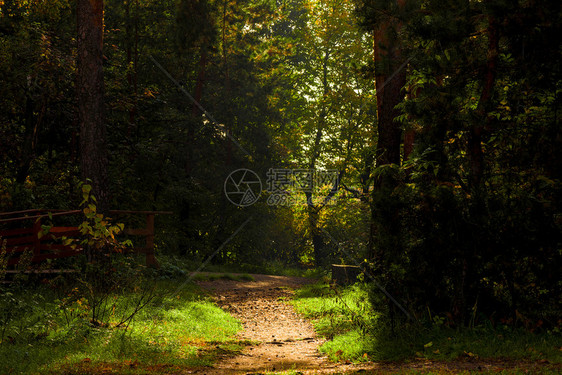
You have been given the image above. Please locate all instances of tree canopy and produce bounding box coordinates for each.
[0,0,560,328]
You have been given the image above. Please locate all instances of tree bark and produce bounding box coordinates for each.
[189,47,207,175]
[403,129,415,160]
[125,0,139,136]
[77,0,109,214]
[469,15,499,188]
[368,1,407,261]
[373,32,406,167]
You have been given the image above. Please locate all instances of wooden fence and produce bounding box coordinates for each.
[0,209,171,268]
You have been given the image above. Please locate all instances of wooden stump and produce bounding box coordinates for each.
[331,264,362,285]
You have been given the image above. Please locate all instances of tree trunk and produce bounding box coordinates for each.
[125,0,139,136]
[469,15,499,189]
[359,149,373,202]
[373,27,406,167]
[307,50,329,268]
[189,47,207,175]
[459,15,499,324]
[403,129,415,161]
[368,4,407,261]
[77,0,109,214]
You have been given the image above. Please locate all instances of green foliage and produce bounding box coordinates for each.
[44,183,150,328]
[0,0,77,211]
[0,243,37,345]
[358,0,562,327]
[0,0,374,274]
[0,279,242,374]
[78,183,131,253]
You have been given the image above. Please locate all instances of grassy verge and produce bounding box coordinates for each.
[292,283,562,365]
[157,255,324,279]
[0,278,243,374]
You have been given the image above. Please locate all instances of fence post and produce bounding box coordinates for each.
[33,217,42,260]
[144,213,159,268]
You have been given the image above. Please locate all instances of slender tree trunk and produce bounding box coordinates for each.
[359,149,373,202]
[189,47,207,175]
[469,15,499,188]
[192,49,208,117]
[180,47,208,253]
[403,84,421,166]
[16,89,41,184]
[458,15,499,324]
[125,0,139,136]
[307,50,330,268]
[77,0,109,214]
[221,0,233,166]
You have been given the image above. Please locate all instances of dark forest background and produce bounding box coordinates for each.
[1,0,561,328]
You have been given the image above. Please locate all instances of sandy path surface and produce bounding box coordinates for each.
[193,274,348,374]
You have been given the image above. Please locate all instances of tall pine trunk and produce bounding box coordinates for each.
[367,1,408,328]
[77,0,109,214]
[368,3,407,263]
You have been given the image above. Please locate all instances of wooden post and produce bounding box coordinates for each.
[331,264,362,286]
[144,213,159,268]
[33,218,42,260]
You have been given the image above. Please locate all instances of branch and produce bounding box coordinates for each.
[340,182,363,199]
[316,169,343,213]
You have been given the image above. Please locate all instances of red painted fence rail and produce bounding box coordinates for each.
[0,209,171,268]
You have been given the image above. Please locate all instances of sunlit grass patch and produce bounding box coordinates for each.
[0,280,242,374]
[292,282,377,362]
[320,329,373,362]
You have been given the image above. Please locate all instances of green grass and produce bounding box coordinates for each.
[0,279,243,374]
[156,255,324,279]
[292,282,562,365]
[292,282,377,362]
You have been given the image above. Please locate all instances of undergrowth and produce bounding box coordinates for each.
[0,276,243,374]
[292,282,562,364]
[157,254,324,279]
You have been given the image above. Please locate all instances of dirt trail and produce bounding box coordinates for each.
[192,274,560,375]
[194,274,347,374]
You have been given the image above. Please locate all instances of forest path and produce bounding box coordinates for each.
[193,274,369,374]
[191,274,560,375]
